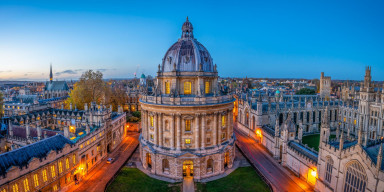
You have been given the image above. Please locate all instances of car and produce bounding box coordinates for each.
[107,158,114,164]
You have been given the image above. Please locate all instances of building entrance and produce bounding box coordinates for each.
[183,160,193,177]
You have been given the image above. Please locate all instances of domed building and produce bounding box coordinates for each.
[139,17,235,181]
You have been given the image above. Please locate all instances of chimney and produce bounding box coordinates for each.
[26,124,30,139]
[37,126,42,140]
[64,126,69,138]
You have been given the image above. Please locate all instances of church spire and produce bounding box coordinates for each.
[50,63,53,82]
[181,17,194,39]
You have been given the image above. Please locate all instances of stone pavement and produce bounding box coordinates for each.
[65,133,139,192]
[182,177,195,192]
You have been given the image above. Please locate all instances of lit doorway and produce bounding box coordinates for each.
[224,152,229,168]
[183,160,194,177]
[146,153,152,169]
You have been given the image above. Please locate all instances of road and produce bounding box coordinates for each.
[235,129,313,192]
[67,133,139,192]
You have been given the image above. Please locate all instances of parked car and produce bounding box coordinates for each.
[107,158,115,164]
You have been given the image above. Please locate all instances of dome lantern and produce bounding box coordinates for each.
[181,16,194,39]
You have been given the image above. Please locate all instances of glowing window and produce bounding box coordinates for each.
[87,141,89,145]
[354,119,357,125]
[222,133,226,140]
[73,154,76,164]
[165,82,170,94]
[150,116,154,127]
[185,139,191,144]
[205,81,210,94]
[1,188,6,192]
[65,158,69,169]
[51,165,56,178]
[23,178,30,192]
[184,82,191,95]
[42,170,47,182]
[58,161,63,173]
[222,115,226,127]
[80,144,83,149]
[12,184,18,192]
[33,174,39,187]
[150,134,154,140]
[185,120,191,131]
[53,185,58,191]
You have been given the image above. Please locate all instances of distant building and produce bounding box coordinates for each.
[43,65,69,99]
[320,72,331,98]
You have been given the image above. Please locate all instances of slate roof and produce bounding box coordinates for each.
[0,134,74,176]
[12,125,58,138]
[44,81,69,91]
[288,141,318,163]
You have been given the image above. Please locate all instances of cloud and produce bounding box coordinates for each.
[56,69,82,76]
[0,70,12,73]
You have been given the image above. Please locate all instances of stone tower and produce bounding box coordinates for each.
[319,72,331,99]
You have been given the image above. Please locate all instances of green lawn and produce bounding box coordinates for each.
[195,167,270,192]
[302,134,336,151]
[106,168,181,192]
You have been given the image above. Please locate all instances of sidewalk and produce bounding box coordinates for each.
[182,177,194,192]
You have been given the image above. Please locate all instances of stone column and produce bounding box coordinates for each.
[176,114,181,150]
[147,111,151,141]
[227,110,231,139]
[171,114,175,149]
[213,112,218,145]
[195,113,200,148]
[159,113,163,146]
[142,110,146,139]
[154,113,158,145]
[201,114,206,149]
[218,113,222,145]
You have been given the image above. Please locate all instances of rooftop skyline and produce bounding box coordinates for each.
[0,0,383,81]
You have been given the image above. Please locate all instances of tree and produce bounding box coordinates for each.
[110,85,128,111]
[296,88,316,95]
[65,70,111,110]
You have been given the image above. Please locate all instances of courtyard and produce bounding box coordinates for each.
[302,134,336,151]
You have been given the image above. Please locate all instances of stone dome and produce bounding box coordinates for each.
[161,17,214,73]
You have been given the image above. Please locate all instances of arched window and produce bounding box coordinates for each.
[344,161,367,192]
[162,159,170,174]
[252,116,256,130]
[325,157,333,183]
[245,109,249,126]
[207,159,213,173]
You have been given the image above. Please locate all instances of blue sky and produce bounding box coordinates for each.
[0,0,383,81]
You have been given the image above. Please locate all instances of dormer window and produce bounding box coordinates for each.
[184,82,191,95]
[165,82,170,94]
[205,81,210,94]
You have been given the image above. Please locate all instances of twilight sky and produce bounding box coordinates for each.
[0,0,383,81]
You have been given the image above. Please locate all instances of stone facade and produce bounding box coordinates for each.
[236,66,384,192]
[139,18,235,182]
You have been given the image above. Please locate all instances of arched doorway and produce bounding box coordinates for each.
[183,160,193,177]
[146,153,152,169]
[107,144,111,153]
[224,152,229,168]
